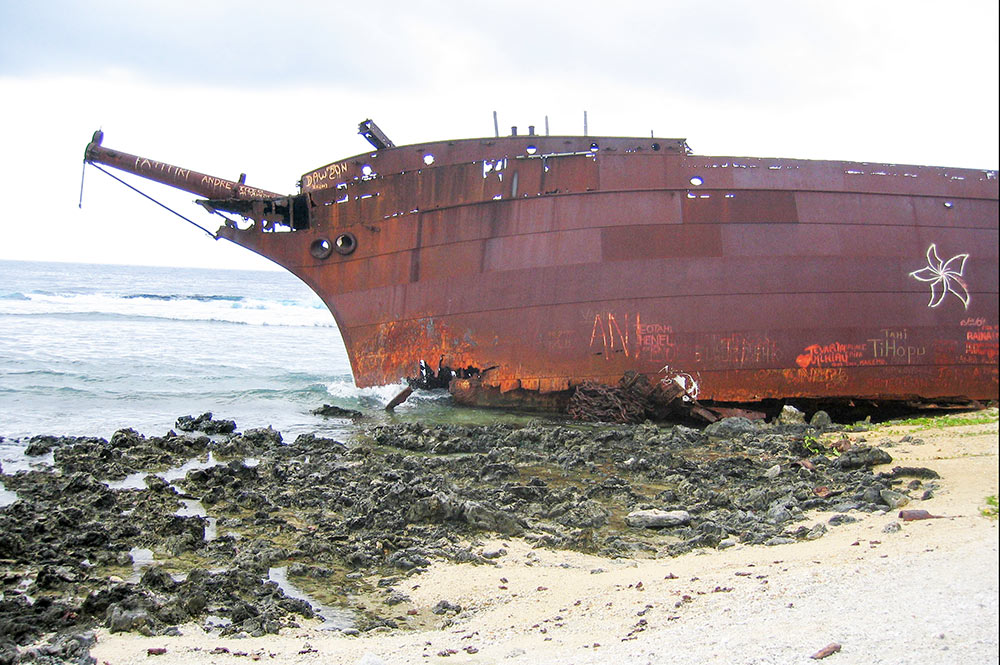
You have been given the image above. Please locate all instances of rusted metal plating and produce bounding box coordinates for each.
[85,131,280,201]
[84,127,999,411]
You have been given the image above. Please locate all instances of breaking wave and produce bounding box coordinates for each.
[123,293,244,303]
[0,291,334,328]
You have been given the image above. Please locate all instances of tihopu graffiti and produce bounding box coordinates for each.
[867,329,926,364]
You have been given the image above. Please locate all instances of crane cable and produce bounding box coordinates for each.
[83,162,221,240]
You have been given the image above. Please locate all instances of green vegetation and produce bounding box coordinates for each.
[844,416,873,432]
[802,434,840,458]
[878,408,999,436]
[982,495,999,520]
[891,410,998,430]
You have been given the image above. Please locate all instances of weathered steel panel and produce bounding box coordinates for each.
[483,229,602,273]
[682,190,799,224]
[601,225,723,261]
[598,154,668,191]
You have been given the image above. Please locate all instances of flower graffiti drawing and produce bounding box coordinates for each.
[909,244,970,309]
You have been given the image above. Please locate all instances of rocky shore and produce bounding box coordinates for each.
[0,407,994,664]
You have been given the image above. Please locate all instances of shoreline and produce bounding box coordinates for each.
[4,410,997,665]
[91,516,999,665]
[91,412,999,664]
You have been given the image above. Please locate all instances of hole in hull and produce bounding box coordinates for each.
[334,233,357,255]
[310,239,333,259]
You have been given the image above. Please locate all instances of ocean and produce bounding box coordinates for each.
[0,259,510,473]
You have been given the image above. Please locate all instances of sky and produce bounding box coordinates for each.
[1,0,997,271]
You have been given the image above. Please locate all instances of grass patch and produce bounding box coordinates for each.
[889,409,998,431]
[982,495,999,520]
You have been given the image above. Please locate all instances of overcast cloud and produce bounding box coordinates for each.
[0,0,996,269]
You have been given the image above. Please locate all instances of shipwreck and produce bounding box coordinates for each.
[83,120,998,421]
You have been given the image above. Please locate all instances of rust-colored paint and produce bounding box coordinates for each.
[85,131,280,201]
[83,129,1000,409]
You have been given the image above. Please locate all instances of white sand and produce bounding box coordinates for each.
[90,413,999,665]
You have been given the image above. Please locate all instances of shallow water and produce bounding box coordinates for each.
[127,547,157,583]
[267,566,356,631]
[0,481,17,507]
[103,452,224,490]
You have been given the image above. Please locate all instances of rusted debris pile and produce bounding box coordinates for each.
[568,371,719,424]
[568,376,648,424]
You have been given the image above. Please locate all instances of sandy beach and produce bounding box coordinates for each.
[87,412,999,665]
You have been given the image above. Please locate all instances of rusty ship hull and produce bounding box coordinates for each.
[85,131,999,412]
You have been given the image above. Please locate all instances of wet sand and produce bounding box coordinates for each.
[90,413,998,665]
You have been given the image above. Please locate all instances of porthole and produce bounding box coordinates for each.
[651,143,661,151]
[943,201,954,209]
[690,176,704,186]
[334,232,358,255]
[310,238,333,259]
[526,145,537,155]
[423,154,435,165]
